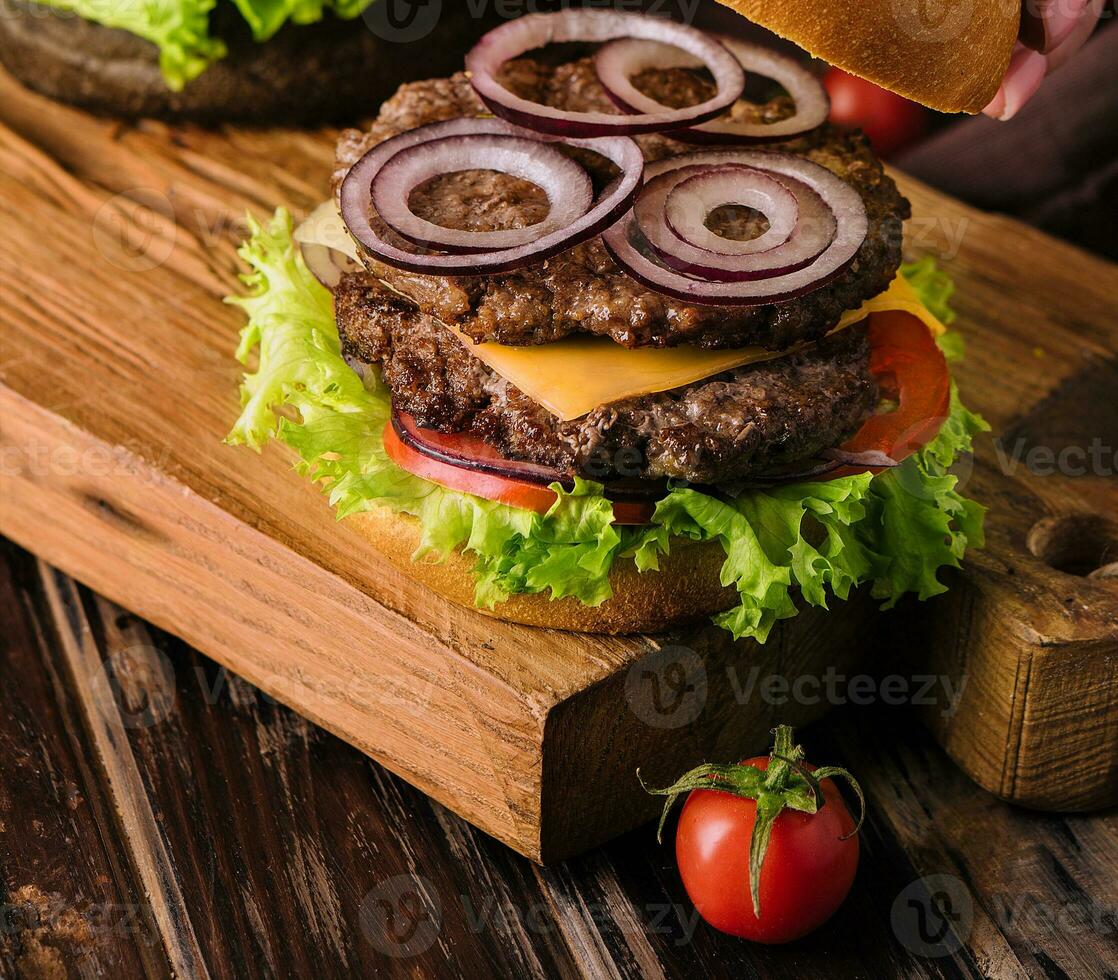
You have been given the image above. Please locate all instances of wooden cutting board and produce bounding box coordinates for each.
[1,70,1115,863]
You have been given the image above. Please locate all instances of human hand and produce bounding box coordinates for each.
[983,0,1105,119]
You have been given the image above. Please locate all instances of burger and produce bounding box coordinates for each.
[0,0,498,122]
[226,7,1004,640]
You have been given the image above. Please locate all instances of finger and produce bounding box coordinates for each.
[982,45,1048,120]
[1019,0,1089,53]
[1045,0,1104,71]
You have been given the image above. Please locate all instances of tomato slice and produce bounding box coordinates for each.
[384,311,949,514]
[383,420,656,525]
[830,311,951,477]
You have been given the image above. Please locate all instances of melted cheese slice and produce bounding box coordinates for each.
[461,273,946,421]
[295,204,946,422]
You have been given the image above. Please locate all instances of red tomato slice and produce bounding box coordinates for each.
[830,311,951,478]
[383,421,656,525]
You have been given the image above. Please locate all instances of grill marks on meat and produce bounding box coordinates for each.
[333,59,910,351]
[337,275,879,484]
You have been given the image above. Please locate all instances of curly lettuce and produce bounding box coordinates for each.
[34,0,374,90]
[227,210,988,643]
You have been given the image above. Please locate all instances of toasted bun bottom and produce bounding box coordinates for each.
[0,1,494,123]
[715,0,1018,114]
[351,506,737,635]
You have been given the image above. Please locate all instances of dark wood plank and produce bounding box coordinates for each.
[6,537,1115,978]
[0,540,170,978]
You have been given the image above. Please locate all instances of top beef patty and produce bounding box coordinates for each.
[333,59,910,351]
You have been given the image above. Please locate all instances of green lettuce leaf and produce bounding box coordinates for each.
[37,0,226,88]
[227,210,988,643]
[227,0,370,43]
[35,0,373,89]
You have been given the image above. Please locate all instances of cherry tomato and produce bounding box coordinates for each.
[823,68,929,158]
[675,757,859,944]
[382,420,655,525]
[645,726,864,944]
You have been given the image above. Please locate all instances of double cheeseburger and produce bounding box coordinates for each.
[0,0,498,122]
[228,7,1002,640]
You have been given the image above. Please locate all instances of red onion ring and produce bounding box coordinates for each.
[820,447,899,468]
[340,117,643,276]
[596,36,829,143]
[371,134,593,254]
[661,165,798,257]
[393,408,564,485]
[602,151,866,306]
[636,166,838,281]
[393,408,665,504]
[464,10,744,138]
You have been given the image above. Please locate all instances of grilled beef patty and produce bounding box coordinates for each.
[333,59,910,351]
[337,275,878,485]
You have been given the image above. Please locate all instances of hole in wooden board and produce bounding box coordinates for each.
[1027,514,1118,579]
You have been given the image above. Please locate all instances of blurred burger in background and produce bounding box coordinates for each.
[0,0,499,123]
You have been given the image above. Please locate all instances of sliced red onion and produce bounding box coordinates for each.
[660,165,797,257]
[602,150,866,306]
[393,408,665,503]
[596,36,829,143]
[393,408,564,485]
[821,447,899,468]
[371,134,592,254]
[464,10,744,137]
[657,168,836,279]
[340,117,643,276]
[299,242,358,290]
[632,162,835,281]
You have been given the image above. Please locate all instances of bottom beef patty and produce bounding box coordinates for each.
[337,275,879,485]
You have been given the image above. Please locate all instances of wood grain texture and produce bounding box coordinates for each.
[0,61,1116,877]
[2,539,1115,977]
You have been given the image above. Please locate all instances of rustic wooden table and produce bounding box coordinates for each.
[1,538,1115,979]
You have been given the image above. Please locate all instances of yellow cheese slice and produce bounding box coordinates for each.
[294,202,946,422]
[837,272,946,337]
[460,272,946,421]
